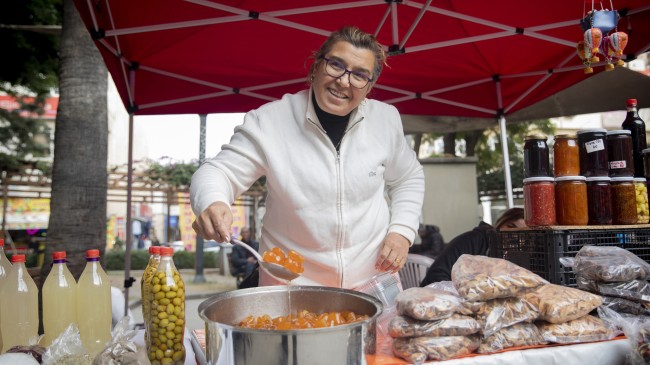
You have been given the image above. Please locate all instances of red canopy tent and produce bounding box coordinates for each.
[72,0,650,309]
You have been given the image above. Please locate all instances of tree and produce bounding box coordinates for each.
[41,0,108,279]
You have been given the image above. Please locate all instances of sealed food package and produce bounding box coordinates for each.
[601,295,650,316]
[451,255,548,301]
[392,335,480,363]
[93,317,151,365]
[388,314,480,338]
[474,296,540,337]
[395,287,470,321]
[599,306,650,365]
[424,281,459,295]
[577,275,650,303]
[477,323,547,354]
[42,324,92,365]
[524,284,602,323]
[537,315,617,344]
[573,246,650,282]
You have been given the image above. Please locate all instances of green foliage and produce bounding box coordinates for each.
[172,250,195,269]
[203,252,219,269]
[145,158,198,189]
[105,249,150,270]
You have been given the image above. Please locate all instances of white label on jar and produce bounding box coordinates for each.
[568,140,577,146]
[610,160,627,169]
[585,139,605,153]
[537,141,545,148]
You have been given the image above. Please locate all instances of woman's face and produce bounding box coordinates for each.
[312,41,375,116]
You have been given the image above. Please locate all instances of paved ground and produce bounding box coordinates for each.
[108,268,238,331]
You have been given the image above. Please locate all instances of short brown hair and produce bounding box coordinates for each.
[308,26,387,84]
[494,208,524,229]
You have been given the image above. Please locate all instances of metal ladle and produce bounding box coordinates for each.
[229,238,300,281]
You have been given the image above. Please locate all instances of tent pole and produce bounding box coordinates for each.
[124,113,135,317]
[498,115,514,208]
[194,114,207,283]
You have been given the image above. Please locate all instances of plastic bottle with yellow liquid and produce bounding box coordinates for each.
[0,254,38,352]
[42,251,77,347]
[147,246,185,365]
[0,239,13,352]
[77,249,112,358]
[142,245,161,348]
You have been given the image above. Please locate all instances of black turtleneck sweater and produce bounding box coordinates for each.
[312,92,351,151]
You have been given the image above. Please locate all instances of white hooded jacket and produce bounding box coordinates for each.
[191,89,424,288]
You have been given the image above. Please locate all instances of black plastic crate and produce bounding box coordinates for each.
[489,226,650,286]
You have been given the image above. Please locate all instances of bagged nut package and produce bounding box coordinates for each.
[395,287,470,321]
[537,315,617,344]
[477,323,547,354]
[577,276,650,303]
[524,284,602,324]
[392,335,480,363]
[572,246,650,282]
[474,296,540,337]
[451,255,547,301]
[388,314,480,338]
[601,295,650,316]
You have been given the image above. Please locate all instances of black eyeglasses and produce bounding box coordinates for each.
[322,57,374,89]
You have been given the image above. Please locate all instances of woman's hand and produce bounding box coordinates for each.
[376,232,410,272]
[192,201,233,243]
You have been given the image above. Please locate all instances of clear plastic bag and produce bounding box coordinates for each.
[601,295,650,316]
[5,335,45,364]
[42,324,92,365]
[577,275,650,303]
[474,296,540,337]
[392,335,480,364]
[395,287,470,321]
[562,246,650,282]
[93,317,151,365]
[537,315,618,344]
[523,284,602,324]
[388,314,480,338]
[478,323,547,354]
[599,305,650,365]
[451,255,547,301]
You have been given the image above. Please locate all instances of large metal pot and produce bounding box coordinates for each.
[198,286,383,365]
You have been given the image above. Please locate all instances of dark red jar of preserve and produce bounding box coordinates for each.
[586,176,612,225]
[524,135,550,178]
[606,130,634,177]
[611,176,638,225]
[523,177,556,226]
[577,128,609,177]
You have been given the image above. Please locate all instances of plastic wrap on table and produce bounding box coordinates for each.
[93,317,151,365]
[6,344,46,363]
[451,254,548,301]
[0,353,40,365]
[577,275,650,303]
[395,287,470,321]
[392,335,480,364]
[388,314,480,338]
[477,323,547,354]
[598,305,650,365]
[424,281,459,295]
[572,245,650,282]
[523,284,602,324]
[601,295,650,316]
[537,315,617,344]
[474,296,540,337]
[42,324,92,365]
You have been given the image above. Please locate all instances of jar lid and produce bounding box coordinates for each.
[627,98,638,107]
[524,134,547,141]
[642,148,650,154]
[554,134,576,139]
[586,176,612,182]
[576,128,607,134]
[611,176,635,182]
[523,177,555,183]
[606,129,632,136]
[634,177,647,183]
[555,176,587,182]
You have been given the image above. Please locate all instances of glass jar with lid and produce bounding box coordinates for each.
[642,148,650,179]
[553,134,580,177]
[611,177,638,225]
[555,176,588,225]
[524,135,550,178]
[577,129,609,177]
[606,130,634,177]
[634,177,649,224]
[523,177,556,226]
[586,177,612,225]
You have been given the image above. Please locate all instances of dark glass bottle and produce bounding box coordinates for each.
[621,98,647,178]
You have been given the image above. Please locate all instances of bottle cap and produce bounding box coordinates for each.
[611,176,635,182]
[160,247,174,256]
[577,128,607,135]
[634,177,647,183]
[86,249,100,259]
[627,98,638,107]
[555,176,587,182]
[149,246,161,255]
[586,176,611,182]
[606,129,632,136]
[53,251,66,260]
[523,177,555,183]
[11,254,25,263]
[524,134,547,141]
[0,239,4,247]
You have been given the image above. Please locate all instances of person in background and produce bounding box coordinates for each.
[191,26,424,288]
[230,227,259,278]
[419,207,525,286]
[409,224,444,259]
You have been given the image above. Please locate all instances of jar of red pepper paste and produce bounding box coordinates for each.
[523,177,556,226]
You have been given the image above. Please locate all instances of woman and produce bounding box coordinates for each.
[191,26,424,288]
